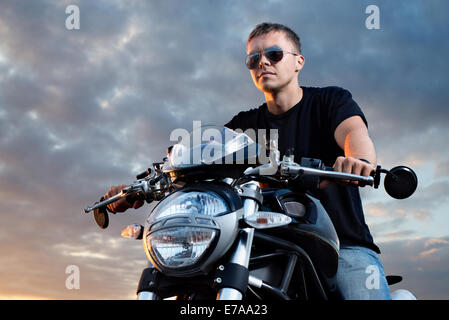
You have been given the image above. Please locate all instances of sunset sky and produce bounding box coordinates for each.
[1,0,448,299]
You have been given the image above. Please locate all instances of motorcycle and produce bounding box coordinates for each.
[84,126,418,300]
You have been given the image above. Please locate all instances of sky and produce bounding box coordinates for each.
[0,0,448,300]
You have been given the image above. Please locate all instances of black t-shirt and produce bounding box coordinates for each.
[225,86,380,253]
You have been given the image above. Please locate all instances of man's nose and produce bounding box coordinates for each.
[259,53,271,67]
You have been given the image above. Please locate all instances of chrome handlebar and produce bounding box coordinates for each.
[244,154,375,186]
[84,191,125,213]
[84,156,374,215]
[279,163,375,185]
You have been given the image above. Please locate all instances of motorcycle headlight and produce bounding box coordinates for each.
[143,190,237,274]
[152,191,230,220]
[148,227,217,269]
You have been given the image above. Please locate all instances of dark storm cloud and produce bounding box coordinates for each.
[0,0,448,299]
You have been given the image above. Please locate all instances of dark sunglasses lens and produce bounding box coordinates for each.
[246,53,261,69]
[265,49,284,62]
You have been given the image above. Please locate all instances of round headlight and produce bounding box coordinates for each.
[147,227,217,269]
[143,188,241,275]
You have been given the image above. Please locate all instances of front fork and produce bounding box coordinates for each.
[216,227,255,299]
[136,181,261,300]
[137,262,160,300]
[216,181,259,300]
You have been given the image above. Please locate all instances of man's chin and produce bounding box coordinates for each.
[259,83,280,93]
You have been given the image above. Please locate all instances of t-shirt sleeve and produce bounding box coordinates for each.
[325,87,368,135]
[224,115,238,130]
[224,108,258,131]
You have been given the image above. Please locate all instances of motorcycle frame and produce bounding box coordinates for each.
[136,229,334,300]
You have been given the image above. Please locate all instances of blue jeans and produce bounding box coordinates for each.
[336,245,392,300]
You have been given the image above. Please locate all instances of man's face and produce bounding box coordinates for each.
[246,31,304,93]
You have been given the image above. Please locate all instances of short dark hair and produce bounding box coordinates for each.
[247,22,302,54]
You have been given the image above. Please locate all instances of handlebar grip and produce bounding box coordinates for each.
[125,192,144,206]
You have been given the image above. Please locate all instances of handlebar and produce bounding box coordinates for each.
[244,156,376,187]
[83,154,416,231]
[85,156,376,215]
[280,163,375,186]
[84,191,126,213]
[84,174,159,214]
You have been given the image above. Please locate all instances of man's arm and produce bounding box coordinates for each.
[321,115,376,188]
[334,115,376,165]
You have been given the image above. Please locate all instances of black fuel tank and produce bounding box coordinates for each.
[260,189,340,278]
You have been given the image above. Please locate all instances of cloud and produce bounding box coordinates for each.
[417,248,440,260]
[1,0,449,299]
[424,238,449,248]
[379,236,449,299]
[363,180,449,243]
[364,179,449,228]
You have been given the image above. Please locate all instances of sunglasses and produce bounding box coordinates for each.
[245,45,299,70]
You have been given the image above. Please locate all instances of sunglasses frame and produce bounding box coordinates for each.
[245,45,299,70]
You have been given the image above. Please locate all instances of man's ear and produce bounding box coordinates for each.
[295,55,305,72]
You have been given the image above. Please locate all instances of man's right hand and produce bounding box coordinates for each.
[104,184,144,213]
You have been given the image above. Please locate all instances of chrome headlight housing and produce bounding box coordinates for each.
[143,185,243,276]
[152,191,229,219]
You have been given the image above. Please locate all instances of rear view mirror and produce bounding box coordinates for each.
[93,201,109,229]
[384,166,418,199]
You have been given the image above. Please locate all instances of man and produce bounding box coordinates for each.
[224,22,390,299]
[104,22,391,299]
